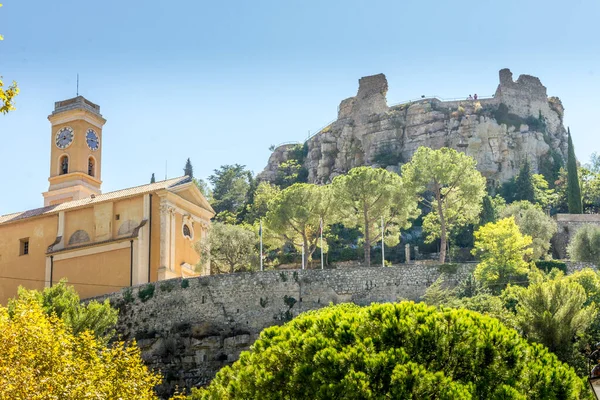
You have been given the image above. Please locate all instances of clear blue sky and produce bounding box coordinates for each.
[0,0,598,215]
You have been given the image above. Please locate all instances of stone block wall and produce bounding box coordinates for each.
[98,264,474,397]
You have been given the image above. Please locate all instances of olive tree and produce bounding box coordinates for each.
[568,224,600,266]
[196,222,258,274]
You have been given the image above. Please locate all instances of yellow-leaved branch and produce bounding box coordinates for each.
[0,3,19,114]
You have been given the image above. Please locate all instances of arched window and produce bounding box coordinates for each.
[59,155,69,175]
[182,224,193,240]
[88,157,95,177]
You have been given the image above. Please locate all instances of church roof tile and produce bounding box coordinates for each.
[0,176,192,225]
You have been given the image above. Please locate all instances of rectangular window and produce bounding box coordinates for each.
[20,238,29,256]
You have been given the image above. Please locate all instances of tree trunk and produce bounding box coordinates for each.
[436,184,447,264]
[302,235,309,269]
[363,206,371,267]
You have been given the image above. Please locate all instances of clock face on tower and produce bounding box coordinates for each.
[55,127,74,149]
[86,129,100,151]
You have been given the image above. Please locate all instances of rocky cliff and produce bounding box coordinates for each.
[259,69,568,186]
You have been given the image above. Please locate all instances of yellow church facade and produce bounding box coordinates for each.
[0,96,214,303]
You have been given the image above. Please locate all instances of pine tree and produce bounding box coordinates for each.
[184,158,194,178]
[150,173,155,183]
[514,159,535,203]
[567,128,583,214]
[480,195,496,225]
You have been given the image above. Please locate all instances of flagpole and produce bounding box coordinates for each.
[381,216,385,267]
[320,217,324,270]
[259,220,263,272]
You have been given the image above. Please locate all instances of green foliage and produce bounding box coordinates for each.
[472,217,532,291]
[242,181,280,225]
[181,279,190,289]
[274,144,309,189]
[534,260,567,274]
[209,164,253,216]
[402,147,486,263]
[568,224,600,265]
[265,183,334,269]
[193,178,212,201]
[123,288,134,303]
[580,166,600,213]
[196,222,258,274]
[9,280,118,341]
[184,158,194,178]
[0,299,162,399]
[332,166,419,267]
[567,130,583,214]
[480,195,496,225]
[516,278,596,363]
[274,159,308,188]
[160,282,175,292]
[193,302,585,399]
[589,152,600,173]
[0,8,19,115]
[372,146,403,167]
[138,284,155,303]
[514,159,535,203]
[531,173,557,208]
[499,201,557,260]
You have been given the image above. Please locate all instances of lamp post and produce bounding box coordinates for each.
[589,344,600,399]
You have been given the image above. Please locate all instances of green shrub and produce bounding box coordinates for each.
[193,302,585,399]
[159,281,175,292]
[534,260,567,274]
[372,146,403,167]
[138,284,155,303]
[122,288,134,303]
[181,279,190,289]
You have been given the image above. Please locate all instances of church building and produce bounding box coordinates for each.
[0,96,214,303]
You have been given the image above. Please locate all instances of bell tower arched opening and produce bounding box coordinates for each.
[88,156,95,177]
[59,155,69,175]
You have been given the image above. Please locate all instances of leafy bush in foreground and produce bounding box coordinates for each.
[193,302,586,399]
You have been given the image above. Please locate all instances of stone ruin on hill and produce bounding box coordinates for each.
[259,68,568,187]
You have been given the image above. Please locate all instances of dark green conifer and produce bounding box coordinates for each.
[184,158,194,178]
[480,195,496,225]
[514,159,535,203]
[567,128,583,214]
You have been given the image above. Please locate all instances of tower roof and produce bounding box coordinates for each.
[51,96,102,118]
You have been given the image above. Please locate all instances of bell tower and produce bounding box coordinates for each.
[43,96,106,206]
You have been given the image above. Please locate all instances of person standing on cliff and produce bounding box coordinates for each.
[474,94,478,100]
[468,94,473,100]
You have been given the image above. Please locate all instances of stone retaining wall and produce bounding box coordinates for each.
[99,264,474,397]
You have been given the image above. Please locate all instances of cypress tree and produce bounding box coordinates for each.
[184,158,194,178]
[150,173,156,183]
[514,159,535,203]
[480,195,496,225]
[567,128,583,214]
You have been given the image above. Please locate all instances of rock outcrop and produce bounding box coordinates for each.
[259,69,568,186]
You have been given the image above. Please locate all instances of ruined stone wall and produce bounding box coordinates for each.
[99,264,474,397]
[552,214,600,259]
[259,68,569,186]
